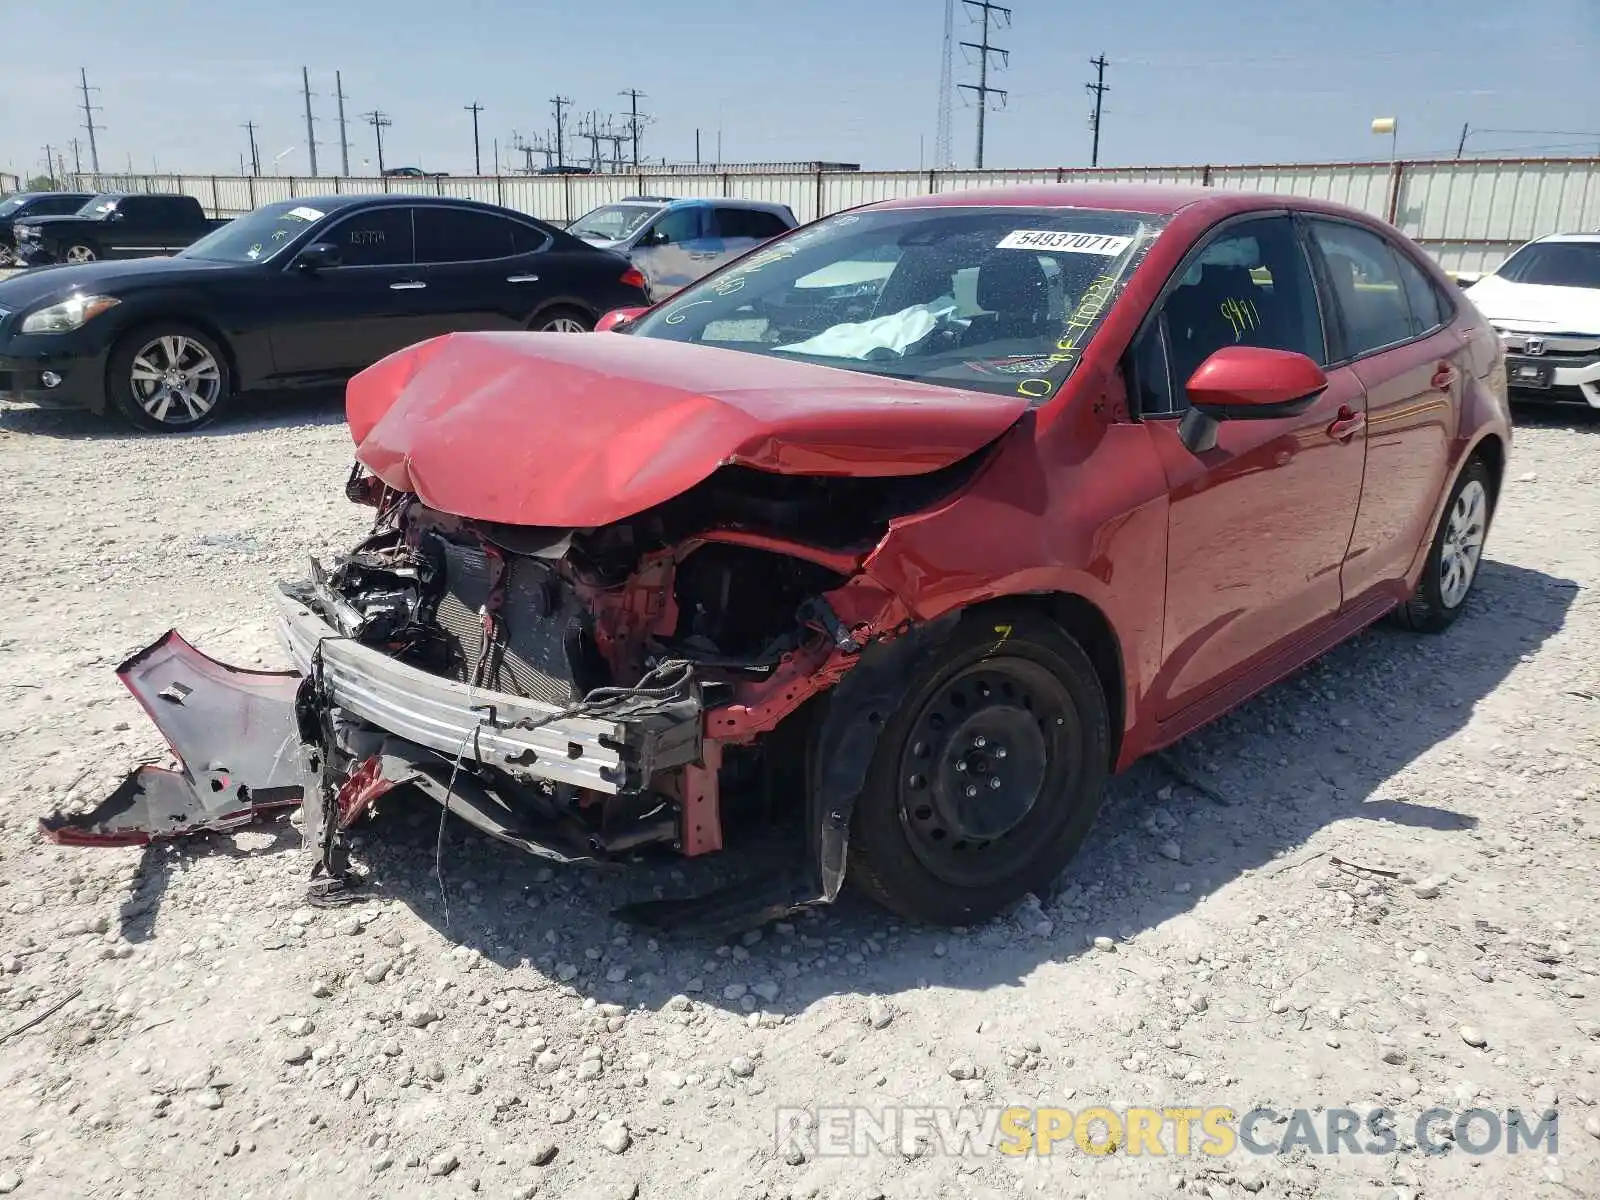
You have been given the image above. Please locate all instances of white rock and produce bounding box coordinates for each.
[0,1172,19,1195]
[403,1002,442,1028]
[1093,937,1116,953]
[283,1042,312,1064]
[596,1122,632,1154]
[729,1056,756,1078]
[286,1016,315,1037]
[867,999,894,1030]
[947,1059,979,1081]
[576,1059,603,1082]
[428,1151,459,1176]
[1459,1026,1488,1048]
[196,1088,223,1110]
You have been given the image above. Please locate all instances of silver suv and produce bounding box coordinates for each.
[565,196,797,301]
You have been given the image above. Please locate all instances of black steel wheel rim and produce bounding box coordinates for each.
[896,657,1081,889]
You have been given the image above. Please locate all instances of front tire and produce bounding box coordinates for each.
[530,305,593,333]
[107,326,232,433]
[1393,457,1493,633]
[846,611,1111,925]
[63,243,98,264]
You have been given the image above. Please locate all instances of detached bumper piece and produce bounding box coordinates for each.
[40,632,306,845]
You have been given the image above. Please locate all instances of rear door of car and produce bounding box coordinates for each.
[1301,216,1463,604]
[706,205,795,271]
[266,204,424,378]
[408,205,557,331]
[1129,212,1369,721]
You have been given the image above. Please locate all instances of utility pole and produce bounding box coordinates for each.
[695,129,701,166]
[42,144,55,186]
[335,71,351,175]
[69,137,83,176]
[301,66,319,176]
[1086,54,1109,167]
[1455,122,1471,158]
[242,120,261,175]
[464,101,485,174]
[363,110,392,175]
[549,96,571,170]
[957,0,1010,169]
[493,137,499,175]
[78,68,103,173]
[619,88,647,167]
[935,0,954,168]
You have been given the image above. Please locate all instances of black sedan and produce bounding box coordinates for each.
[0,195,649,431]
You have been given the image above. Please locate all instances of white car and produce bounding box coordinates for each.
[1462,233,1600,407]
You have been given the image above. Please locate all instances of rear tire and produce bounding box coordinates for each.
[846,610,1111,925]
[1392,457,1493,633]
[530,305,593,333]
[63,243,98,264]
[106,325,232,433]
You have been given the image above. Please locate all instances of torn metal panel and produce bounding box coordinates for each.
[41,632,306,845]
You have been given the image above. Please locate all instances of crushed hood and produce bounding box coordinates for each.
[346,331,1029,527]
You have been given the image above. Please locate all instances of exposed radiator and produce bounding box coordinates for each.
[429,538,587,705]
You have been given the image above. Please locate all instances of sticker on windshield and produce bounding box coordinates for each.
[996,230,1132,255]
[285,206,325,222]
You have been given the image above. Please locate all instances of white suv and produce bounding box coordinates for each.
[1462,233,1600,407]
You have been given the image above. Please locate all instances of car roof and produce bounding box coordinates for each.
[1531,232,1600,244]
[258,194,544,219]
[870,182,1383,222]
[607,196,793,215]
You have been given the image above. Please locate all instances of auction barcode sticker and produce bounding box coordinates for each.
[996,230,1133,255]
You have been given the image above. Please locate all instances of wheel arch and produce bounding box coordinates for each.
[525,296,598,329]
[1468,431,1506,508]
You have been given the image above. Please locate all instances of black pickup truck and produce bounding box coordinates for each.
[13,193,231,266]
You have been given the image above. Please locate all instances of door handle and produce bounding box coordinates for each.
[1327,405,1365,441]
[389,281,426,291]
[505,274,541,283]
[1430,363,1458,389]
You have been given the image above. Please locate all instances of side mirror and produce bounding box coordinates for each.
[596,306,649,333]
[641,228,670,247]
[294,242,342,272]
[1177,345,1328,454]
[108,210,124,222]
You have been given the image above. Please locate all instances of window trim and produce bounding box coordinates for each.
[408,201,553,265]
[1122,207,1332,422]
[1300,213,1453,367]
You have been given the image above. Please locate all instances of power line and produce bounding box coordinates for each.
[242,120,261,176]
[464,101,485,175]
[935,0,954,168]
[335,71,351,176]
[1086,54,1109,167]
[619,88,649,168]
[77,68,102,174]
[550,96,572,170]
[957,0,1010,169]
[301,66,319,177]
[363,110,392,174]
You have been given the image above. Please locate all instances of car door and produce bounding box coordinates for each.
[705,205,794,273]
[1303,218,1463,604]
[408,205,556,332]
[105,197,175,258]
[266,204,423,378]
[629,205,713,301]
[1128,213,1369,720]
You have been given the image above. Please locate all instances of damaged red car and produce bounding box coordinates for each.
[49,185,1511,928]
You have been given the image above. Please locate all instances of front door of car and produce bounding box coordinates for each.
[1131,214,1369,721]
[407,205,557,332]
[1304,218,1463,605]
[267,205,426,379]
[629,205,715,301]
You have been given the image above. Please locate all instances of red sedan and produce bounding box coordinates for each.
[52,185,1510,929]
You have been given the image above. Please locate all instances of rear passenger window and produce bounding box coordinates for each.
[412,207,518,262]
[1308,220,1416,357]
[1394,250,1448,335]
[714,208,791,240]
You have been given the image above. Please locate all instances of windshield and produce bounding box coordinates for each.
[630,205,1166,402]
[180,202,326,263]
[1498,241,1600,289]
[79,195,120,218]
[568,204,660,242]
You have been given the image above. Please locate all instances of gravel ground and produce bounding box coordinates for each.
[0,394,1596,1200]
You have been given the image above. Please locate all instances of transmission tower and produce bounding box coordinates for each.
[957,0,1010,169]
[934,0,954,169]
[619,88,651,168]
[301,67,319,176]
[77,68,103,174]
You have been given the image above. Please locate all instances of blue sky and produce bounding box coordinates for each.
[2,0,1596,181]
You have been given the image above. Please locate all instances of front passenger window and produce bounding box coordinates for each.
[645,208,702,246]
[328,207,415,267]
[1307,220,1415,358]
[1131,216,1324,416]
